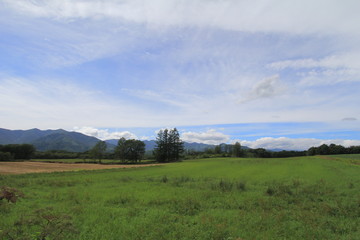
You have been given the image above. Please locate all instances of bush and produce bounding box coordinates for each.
[1,207,77,240]
[211,179,233,192]
[0,152,12,161]
[0,186,24,203]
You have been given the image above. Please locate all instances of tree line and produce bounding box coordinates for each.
[2,132,360,162]
[307,144,360,156]
[0,144,35,161]
[88,128,184,163]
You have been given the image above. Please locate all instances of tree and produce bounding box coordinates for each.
[124,139,145,163]
[168,128,184,161]
[232,142,243,157]
[90,141,107,163]
[114,138,145,163]
[0,144,35,160]
[114,137,127,163]
[154,128,184,162]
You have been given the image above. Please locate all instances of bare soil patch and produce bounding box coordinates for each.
[0,161,162,175]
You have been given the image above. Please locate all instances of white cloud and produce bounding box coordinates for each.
[238,75,285,103]
[0,75,158,129]
[3,0,360,36]
[181,129,230,145]
[267,54,360,86]
[342,117,357,121]
[236,137,360,151]
[1,0,360,131]
[73,126,137,140]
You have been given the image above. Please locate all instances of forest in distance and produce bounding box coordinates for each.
[1,127,360,162]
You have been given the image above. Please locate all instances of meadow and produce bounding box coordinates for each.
[1,155,359,239]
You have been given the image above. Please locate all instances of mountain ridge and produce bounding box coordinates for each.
[0,128,247,152]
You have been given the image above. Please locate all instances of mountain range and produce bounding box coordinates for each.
[0,128,216,152]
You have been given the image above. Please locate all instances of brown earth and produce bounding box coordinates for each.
[0,161,162,175]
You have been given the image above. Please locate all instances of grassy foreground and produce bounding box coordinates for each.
[1,155,359,239]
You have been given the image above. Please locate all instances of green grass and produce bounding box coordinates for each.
[1,156,359,239]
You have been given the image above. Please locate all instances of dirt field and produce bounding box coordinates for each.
[0,161,162,175]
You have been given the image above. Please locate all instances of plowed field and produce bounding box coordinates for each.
[0,161,161,175]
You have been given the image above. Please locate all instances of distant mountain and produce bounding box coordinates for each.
[143,140,157,151]
[0,128,251,153]
[32,132,101,152]
[0,128,113,152]
[184,142,215,151]
[105,139,118,146]
[0,128,63,144]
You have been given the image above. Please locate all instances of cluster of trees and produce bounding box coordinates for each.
[114,138,145,163]
[34,150,87,159]
[187,144,306,159]
[307,144,360,155]
[154,128,184,162]
[88,128,184,163]
[0,144,35,161]
[3,131,360,163]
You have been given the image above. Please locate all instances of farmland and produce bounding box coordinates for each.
[1,155,359,239]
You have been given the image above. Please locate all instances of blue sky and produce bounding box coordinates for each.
[1,0,360,150]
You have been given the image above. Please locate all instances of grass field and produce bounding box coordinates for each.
[1,155,359,239]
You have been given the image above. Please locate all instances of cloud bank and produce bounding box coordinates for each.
[0,0,359,141]
[238,137,360,151]
[181,129,230,145]
[73,127,138,140]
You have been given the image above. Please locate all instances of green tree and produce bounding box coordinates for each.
[154,128,184,162]
[114,138,145,163]
[124,139,146,163]
[232,142,243,157]
[0,144,35,160]
[114,137,127,163]
[90,141,107,163]
[169,128,184,161]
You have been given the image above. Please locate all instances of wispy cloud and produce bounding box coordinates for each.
[3,0,360,36]
[0,0,359,142]
[238,75,285,103]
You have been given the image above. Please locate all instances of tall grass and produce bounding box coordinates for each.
[1,156,359,239]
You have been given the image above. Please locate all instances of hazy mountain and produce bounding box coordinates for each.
[0,128,63,144]
[32,132,101,152]
[105,139,118,146]
[0,128,112,152]
[0,128,250,153]
[184,142,215,151]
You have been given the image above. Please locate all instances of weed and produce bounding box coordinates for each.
[171,197,201,216]
[107,195,134,206]
[219,179,233,191]
[172,176,193,186]
[1,207,77,240]
[160,175,168,183]
[236,181,246,191]
[0,186,24,203]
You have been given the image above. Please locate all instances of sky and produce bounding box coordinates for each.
[0,0,360,150]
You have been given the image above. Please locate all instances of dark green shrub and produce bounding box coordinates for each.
[1,207,77,240]
[160,175,169,183]
[0,152,12,161]
[236,181,246,191]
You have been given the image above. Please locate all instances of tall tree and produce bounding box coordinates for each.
[154,128,184,162]
[114,138,145,163]
[90,141,107,163]
[124,139,145,163]
[114,137,127,163]
[232,142,243,157]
